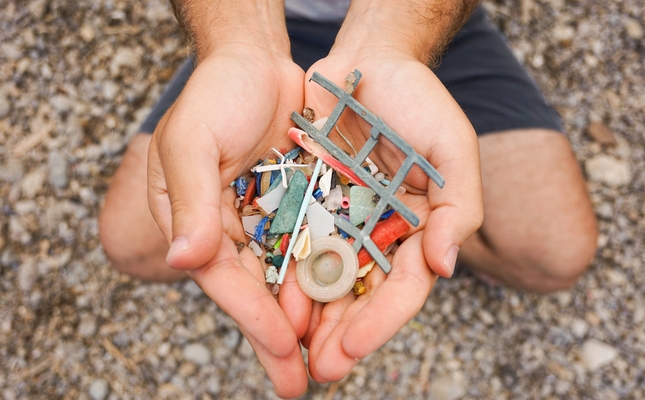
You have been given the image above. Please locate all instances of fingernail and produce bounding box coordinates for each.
[443,245,460,277]
[166,236,189,264]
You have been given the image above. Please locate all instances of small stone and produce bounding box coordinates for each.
[28,0,46,18]
[101,133,125,156]
[624,17,644,40]
[268,170,308,235]
[478,310,495,326]
[0,92,10,118]
[579,339,618,371]
[50,95,74,113]
[110,47,142,76]
[48,151,68,188]
[428,374,466,400]
[0,159,24,182]
[102,81,119,101]
[89,378,109,400]
[182,343,211,366]
[570,318,589,338]
[223,329,240,349]
[194,313,216,335]
[157,342,171,357]
[585,155,631,186]
[21,169,46,198]
[585,122,617,146]
[1,43,22,60]
[17,258,37,291]
[79,24,96,42]
[78,314,97,337]
[183,280,204,298]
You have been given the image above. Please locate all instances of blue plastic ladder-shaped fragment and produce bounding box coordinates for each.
[290,70,445,273]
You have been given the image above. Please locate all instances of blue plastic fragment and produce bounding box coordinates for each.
[253,216,269,244]
[379,208,395,220]
[236,177,247,197]
[313,187,323,201]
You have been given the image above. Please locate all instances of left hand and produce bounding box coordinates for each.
[279,50,483,382]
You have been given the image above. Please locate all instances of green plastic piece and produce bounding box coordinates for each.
[268,170,308,235]
[349,186,376,225]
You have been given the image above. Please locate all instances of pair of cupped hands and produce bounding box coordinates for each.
[147,45,483,398]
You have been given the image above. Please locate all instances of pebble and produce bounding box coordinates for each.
[89,378,109,400]
[0,92,10,118]
[20,169,47,199]
[48,151,68,188]
[585,122,617,145]
[428,374,466,400]
[580,339,619,371]
[194,313,216,336]
[182,343,211,366]
[570,318,589,338]
[624,17,643,39]
[17,258,37,291]
[109,47,142,76]
[78,314,98,337]
[79,24,96,42]
[585,155,632,186]
[100,133,125,156]
[222,329,240,349]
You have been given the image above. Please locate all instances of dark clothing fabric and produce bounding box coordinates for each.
[140,6,562,135]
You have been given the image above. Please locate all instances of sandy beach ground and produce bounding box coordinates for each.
[1,0,643,398]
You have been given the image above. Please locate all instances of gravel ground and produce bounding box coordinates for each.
[1,0,643,399]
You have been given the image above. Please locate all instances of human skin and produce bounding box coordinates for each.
[146,0,481,397]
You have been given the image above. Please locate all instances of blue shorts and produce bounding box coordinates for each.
[140,6,562,135]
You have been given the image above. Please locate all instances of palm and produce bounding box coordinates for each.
[279,54,482,382]
[147,53,309,398]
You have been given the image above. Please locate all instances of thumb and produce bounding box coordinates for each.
[422,162,484,277]
[148,115,224,270]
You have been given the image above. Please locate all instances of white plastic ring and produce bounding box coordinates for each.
[296,236,359,303]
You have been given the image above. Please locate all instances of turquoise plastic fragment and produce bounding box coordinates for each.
[268,170,308,235]
[349,186,376,225]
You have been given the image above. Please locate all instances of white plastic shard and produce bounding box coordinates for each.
[313,116,328,130]
[323,185,343,211]
[357,260,376,278]
[265,266,279,284]
[242,215,264,237]
[319,168,333,196]
[256,183,287,214]
[248,241,264,257]
[306,201,336,241]
[292,226,311,261]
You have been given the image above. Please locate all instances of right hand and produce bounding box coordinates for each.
[147,47,309,398]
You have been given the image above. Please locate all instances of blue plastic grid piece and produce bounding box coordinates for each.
[290,70,445,274]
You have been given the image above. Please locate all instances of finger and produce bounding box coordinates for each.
[342,233,436,359]
[239,324,308,399]
[151,109,225,270]
[307,294,358,383]
[278,260,313,339]
[300,301,323,349]
[187,238,298,359]
[422,118,483,278]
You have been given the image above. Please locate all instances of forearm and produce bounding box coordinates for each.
[334,0,479,65]
[170,0,290,61]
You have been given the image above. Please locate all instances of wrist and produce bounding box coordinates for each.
[332,0,478,65]
[171,0,290,62]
